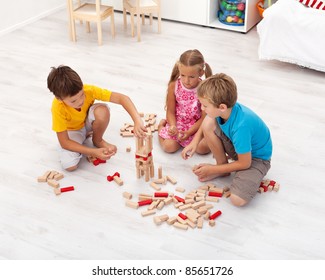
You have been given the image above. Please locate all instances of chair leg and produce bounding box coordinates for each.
[131,12,135,37]
[149,13,153,25]
[86,21,91,33]
[71,19,77,42]
[137,12,141,42]
[158,11,161,33]
[111,12,115,38]
[123,9,127,29]
[97,21,103,45]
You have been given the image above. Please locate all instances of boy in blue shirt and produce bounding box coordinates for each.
[182,73,272,206]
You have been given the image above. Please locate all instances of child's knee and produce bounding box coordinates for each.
[65,165,78,172]
[94,104,110,120]
[229,193,248,207]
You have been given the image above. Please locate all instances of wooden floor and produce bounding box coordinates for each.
[0,8,325,262]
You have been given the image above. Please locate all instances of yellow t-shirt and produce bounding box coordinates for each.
[51,84,112,132]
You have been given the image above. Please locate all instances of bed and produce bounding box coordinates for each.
[257,0,325,72]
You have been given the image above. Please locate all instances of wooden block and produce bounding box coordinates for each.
[152,177,166,184]
[37,170,51,182]
[206,196,219,202]
[113,176,123,186]
[141,210,156,217]
[126,146,131,152]
[204,211,211,220]
[195,196,205,202]
[174,202,184,208]
[120,131,134,137]
[122,191,132,200]
[154,214,169,225]
[53,173,64,181]
[197,217,203,229]
[156,200,165,210]
[186,219,196,229]
[209,219,216,227]
[209,187,224,194]
[179,204,192,211]
[173,222,188,230]
[158,166,162,179]
[167,216,177,225]
[150,182,161,191]
[126,200,139,209]
[47,171,58,180]
[148,200,159,210]
[166,175,177,184]
[192,200,205,210]
[185,198,195,204]
[153,216,163,225]
[163,197,173,205]
[175,187,185,193]
[54,188,61,195]
[273,183,280,192]
[47,179,59,188]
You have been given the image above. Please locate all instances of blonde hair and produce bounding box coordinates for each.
[197,73,237,108]
[168,49,212,85]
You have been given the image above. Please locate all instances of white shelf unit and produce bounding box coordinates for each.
[107,0,262,33]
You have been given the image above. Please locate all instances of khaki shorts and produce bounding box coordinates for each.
[58,103,109,169]
[215,123,271,202]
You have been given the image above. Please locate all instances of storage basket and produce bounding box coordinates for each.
[218,0,246,26]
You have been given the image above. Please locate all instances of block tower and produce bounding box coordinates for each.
[135,132,154,181]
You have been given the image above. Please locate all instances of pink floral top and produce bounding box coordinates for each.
[159,77,202,147]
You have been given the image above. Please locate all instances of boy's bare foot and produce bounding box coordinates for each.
[95,139,117,157]
[198,173,230,182]
[193,163,230,182]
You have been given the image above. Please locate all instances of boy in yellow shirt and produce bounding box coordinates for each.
[47,65,146,171]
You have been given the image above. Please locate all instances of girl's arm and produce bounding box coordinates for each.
[109,92,146,137]
[165,82,177,135]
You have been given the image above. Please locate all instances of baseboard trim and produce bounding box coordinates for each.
[0,4,65,37]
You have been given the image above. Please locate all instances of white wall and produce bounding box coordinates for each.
[0,0,64,36]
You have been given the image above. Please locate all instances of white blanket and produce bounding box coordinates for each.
[257,0,325,72]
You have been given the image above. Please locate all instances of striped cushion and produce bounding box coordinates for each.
[297,0,325,9]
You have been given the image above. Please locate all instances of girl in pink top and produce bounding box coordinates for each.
[158,49,212,154]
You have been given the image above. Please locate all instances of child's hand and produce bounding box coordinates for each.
[133,121,147,138]
[177,130,190,142]
[94,148,115,160]
[181,144,195,160]
[168,125,178,136]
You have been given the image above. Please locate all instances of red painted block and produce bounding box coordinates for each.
[209,210,222,220]
[138,199,153,206]
[107,172,120,182]
[208,191,223,197]
[61,186,75,193]
[174,195,185,203]
[178,213,187,220]
[154,192,168,197]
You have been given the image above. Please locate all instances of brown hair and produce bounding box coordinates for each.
[47,65,83,99]
[168,49,212,85]
[197,73,237,108]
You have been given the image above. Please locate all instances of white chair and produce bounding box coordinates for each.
[67,0,115,45]
[123,0,161,42]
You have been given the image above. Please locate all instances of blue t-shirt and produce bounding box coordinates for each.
[217,103,272,160]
